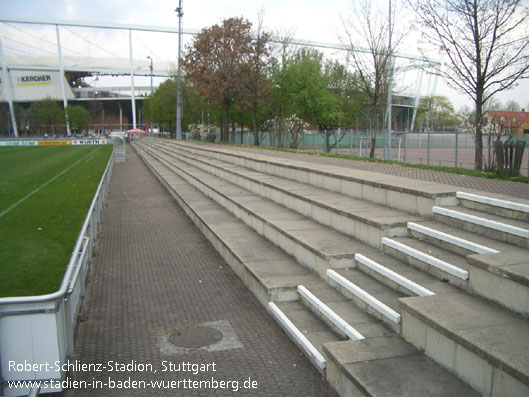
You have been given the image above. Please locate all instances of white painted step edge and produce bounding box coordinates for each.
[267,302,326,372]
[326,269,401,324]
[457,191,529,214]
[407,222,500,255]
[432,206,529,239]
[354,253,435,297]
[297,285,365,341]
[381,237,469,281]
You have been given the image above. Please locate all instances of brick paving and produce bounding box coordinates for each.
[218,144,529,200]
[68,147,336,396]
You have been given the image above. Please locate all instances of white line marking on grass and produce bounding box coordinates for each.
[0,148,100,219]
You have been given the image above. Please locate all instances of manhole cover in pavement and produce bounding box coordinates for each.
[168,326,223,348]
[159,320,244,354]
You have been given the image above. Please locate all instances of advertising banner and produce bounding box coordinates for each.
[38,140,71,146]
[71,139,107,145]
[0,71,74,102]
[0,141,38,146]
[0,139,109,147]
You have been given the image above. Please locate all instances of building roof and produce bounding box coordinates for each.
[486,110,529,127]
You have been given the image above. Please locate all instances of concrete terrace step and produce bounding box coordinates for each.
[329,250,529,394]
[327,268,405,333]
[144,139,419,248]
[400,291,529,396]
[296,281,397,341]
[382,236,470,288]
[267,301,331,374]
[158,139,459,218]
[457,190,529,222]
[273,283,478,397]
[406,220,529,316]
[408,220,511,256]
[137,141,378,277]
[353,251,458,297]
[133,141,485,396]
[433,205,529,248]
[134,145,321,305]
[466,249,529,317]
[298,285,365,341]
[324,336,480,397]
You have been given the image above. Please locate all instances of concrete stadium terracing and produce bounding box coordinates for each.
[133,138,529,396]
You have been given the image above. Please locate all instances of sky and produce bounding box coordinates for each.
[1,0,528,111]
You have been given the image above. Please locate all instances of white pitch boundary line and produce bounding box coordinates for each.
[0,148,100,219]
[298,285,365,341]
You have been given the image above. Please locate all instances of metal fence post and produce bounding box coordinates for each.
[427,130,431,166]
[455,129,459,168]
[404,131,407,163]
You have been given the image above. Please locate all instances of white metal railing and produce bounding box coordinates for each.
[0,151,114,396]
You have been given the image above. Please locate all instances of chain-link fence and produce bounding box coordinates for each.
[182,130,529,176]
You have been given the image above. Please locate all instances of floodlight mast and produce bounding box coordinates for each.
[129,29,137,129]
[147,55,153,132]
[56,25,71,136]
[0,39,18,137]
[386,0,393,161]
[176,0,183,140]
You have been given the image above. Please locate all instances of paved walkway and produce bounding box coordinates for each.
[68,147,336,396]
[222,144,529,200]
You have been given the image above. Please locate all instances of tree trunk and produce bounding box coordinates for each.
[252,103,259,146]
[369,107,376,158]
[221,103,230,142]
[474,96,484,170]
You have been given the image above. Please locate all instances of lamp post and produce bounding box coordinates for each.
[147,55,153,134]
[175,0,183,139]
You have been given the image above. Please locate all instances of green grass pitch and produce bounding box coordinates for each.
[0,145,113,297]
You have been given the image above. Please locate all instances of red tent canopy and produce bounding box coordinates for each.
[126,128,148,135]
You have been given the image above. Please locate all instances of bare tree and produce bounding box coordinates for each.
[341,0,405,158]
[504,100,522,112]
[241,10,271,146]
[410,0,529,169]
[269,29,297,147]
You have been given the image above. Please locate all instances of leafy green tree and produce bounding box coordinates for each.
[144,78,176,133]
[66,105,90,134]
[144,77,215,135]
[26,102,40,136]
[269,48,342,150]
[415,95,457,130]
[325,60,365,129]
[284,49,341,128]
[38,98,64,135]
